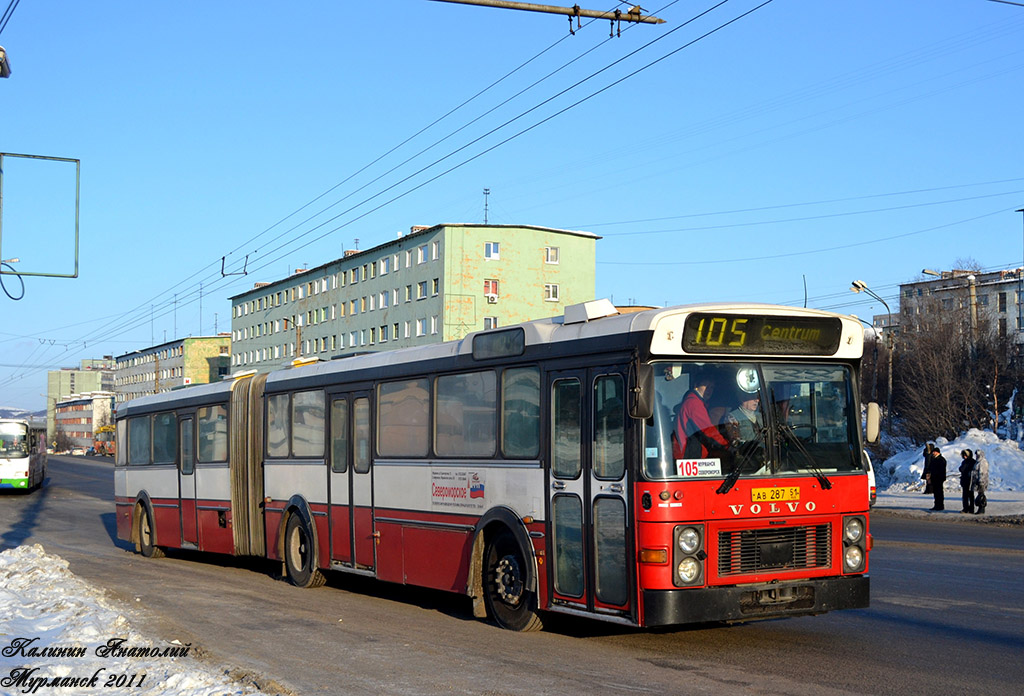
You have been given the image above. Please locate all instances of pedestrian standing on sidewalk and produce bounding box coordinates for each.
[921,443,934,494]
[958,449,976,513]
[927,447,947,511]
[973,449,989,515]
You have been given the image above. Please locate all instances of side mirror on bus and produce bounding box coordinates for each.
[865,402,881,444]
[629,362,654,420]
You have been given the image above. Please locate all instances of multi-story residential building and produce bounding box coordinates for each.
[899,267,1024,347]
[46,358,115,442]
[53,392,116,451]
[871,313,900,342]
[114,335,232,403]
[229,223,598,372]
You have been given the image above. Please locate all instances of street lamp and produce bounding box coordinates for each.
[851,280,893,433]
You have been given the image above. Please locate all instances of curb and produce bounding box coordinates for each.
[872,507,1024,527]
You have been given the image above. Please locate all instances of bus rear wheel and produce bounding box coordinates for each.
[483,530,543,632]
[137,503,165,558]
[284,513,326,588]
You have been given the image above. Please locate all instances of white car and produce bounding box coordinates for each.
[863,450,877,507]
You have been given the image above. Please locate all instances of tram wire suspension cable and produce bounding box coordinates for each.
[13,1,694,359]
[34,2,642,361]
[2,0,773,386]
[0,0,21,37]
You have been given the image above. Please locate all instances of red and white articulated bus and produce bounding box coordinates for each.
[114,300,877,631]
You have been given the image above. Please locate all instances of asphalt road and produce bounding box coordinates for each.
[2,456,1022,696]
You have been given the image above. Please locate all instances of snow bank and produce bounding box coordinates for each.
[880,428,1024,493]
[0,544,260,695]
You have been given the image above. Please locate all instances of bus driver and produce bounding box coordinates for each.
[672,368,731,460]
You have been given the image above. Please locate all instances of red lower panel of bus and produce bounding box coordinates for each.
[116,495,236,555]
[180,499,198,544]
[195,501,234,555]
[330,509,352,565]
[373,520,473,591]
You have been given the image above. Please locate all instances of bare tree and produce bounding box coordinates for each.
[894,321,967,440]
[53,430,74,454]
[895,299,1022,441]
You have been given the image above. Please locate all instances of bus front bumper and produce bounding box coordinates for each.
[642,575,869,626]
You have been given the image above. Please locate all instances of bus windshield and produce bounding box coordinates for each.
[644,361,862,480]
[0,422,29,458]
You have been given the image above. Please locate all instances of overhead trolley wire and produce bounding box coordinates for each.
[56,4,639,339]
[217,1,771,284]
[0,0,21,36]
[0,3,651,385]
[3,0,773,389]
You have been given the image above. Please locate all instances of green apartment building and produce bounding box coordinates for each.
[229,223,598,372]
[114,336,233,403]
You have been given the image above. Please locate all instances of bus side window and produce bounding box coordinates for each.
[502,367,540,459]
[128,416,151,466]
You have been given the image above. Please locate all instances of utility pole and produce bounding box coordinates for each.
[483,188,490,225]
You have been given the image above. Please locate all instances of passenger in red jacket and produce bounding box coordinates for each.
[673,369,730,460]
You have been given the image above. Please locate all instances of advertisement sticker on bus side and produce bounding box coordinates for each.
[430,469,486,511]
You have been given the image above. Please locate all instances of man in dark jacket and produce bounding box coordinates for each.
[926,447,948,511]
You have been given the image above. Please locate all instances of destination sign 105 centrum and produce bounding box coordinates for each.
[682,313,842,355]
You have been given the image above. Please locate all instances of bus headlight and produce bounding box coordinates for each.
[678,557,701,584]
[842,515,867,573]
[673,524,705,587]
[677,527,700,555]
[844,517,864,544]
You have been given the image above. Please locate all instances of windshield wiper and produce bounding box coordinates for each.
[776,422,832,490]
[716,426,767,495]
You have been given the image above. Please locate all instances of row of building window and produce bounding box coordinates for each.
[116,345,185,370]
[235,242,442,319]
[232,316,444,366]
[115,366,185,386]
[234,281,562,348]
[55,416,91,425]
[233,280,445,342]
[483,243,560,265]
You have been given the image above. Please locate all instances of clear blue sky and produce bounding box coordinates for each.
[2,0,1023,410]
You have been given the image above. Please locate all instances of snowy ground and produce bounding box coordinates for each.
[0,544,268,695]
[873,428,1024,520]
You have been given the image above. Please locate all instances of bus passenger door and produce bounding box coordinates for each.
[328,393,374,572]
[547,369,631,618]
[178,417,199,546]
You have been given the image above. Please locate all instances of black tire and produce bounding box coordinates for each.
[284,513,326,588]
[483,530,543,631]
[138,503,165,558]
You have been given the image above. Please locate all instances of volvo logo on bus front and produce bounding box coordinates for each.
[727,501,817,515]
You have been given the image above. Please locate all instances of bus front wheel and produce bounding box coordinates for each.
[483,530,543,631]
[137,503,165,559]
[284,513,325,588]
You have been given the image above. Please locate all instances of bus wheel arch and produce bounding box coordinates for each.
[279,497,326,589]
[133,494,164,559]
[470,508,543,631]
